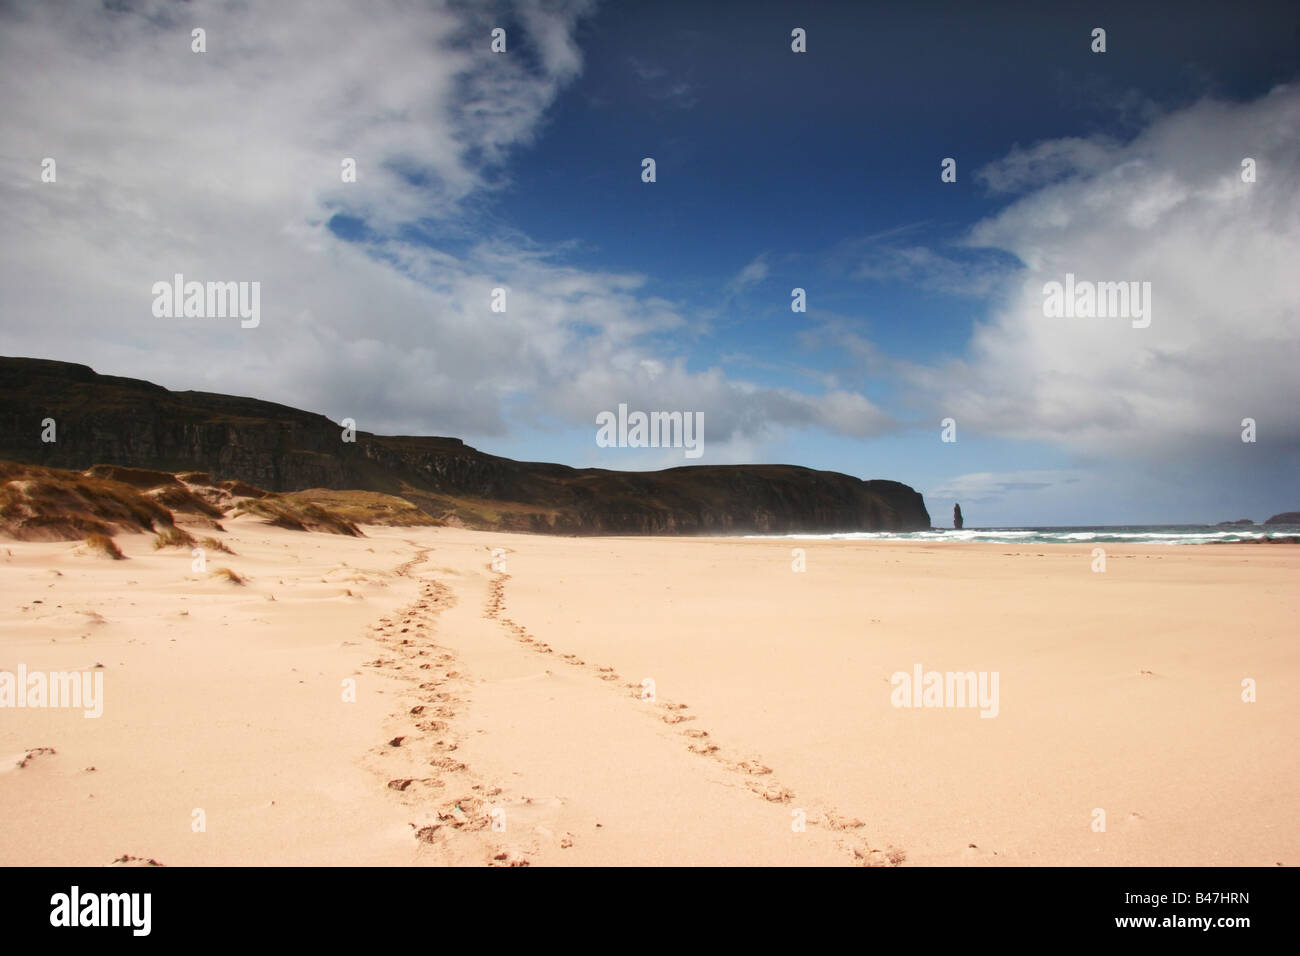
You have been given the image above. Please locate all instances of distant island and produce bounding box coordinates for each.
[0,356,930,536]
[1215,513,1300,527]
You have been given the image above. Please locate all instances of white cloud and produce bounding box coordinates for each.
[849,243,1010,298]
[548,357,895,448]
[0,0,874,458]
[975,136,1120,194]
[727,254,769,292]
[916,85,1300,462]
[927,470,1083,506]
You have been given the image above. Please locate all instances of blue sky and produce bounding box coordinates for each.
[2,0,1298,525]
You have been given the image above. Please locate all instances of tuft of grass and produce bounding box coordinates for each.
[233,496,363,536]
[219,480,267,499]
[153,526,196,549]
[85,533,125,560]
[211,566,244,584]
[199,535,234,554]
[148,483,223,517]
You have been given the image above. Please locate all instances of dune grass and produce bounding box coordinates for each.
[153,526,197,549]
[199,535,234,554]
[0,462,179,541]
[233,495,363,536]
[84,532,125,559]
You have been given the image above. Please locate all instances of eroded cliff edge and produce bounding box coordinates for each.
[0,356,931,534]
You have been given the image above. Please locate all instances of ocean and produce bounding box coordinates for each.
[747,524,1300,546]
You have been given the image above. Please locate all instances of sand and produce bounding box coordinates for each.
[1,518,1295,866]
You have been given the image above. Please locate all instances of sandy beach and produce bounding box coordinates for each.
[1,519,1296,866]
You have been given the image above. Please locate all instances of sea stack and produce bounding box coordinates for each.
[954,503,964,530]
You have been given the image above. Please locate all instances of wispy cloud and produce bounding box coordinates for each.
[726,254,770,294]
[927,470,1083,507]
[846,242,1014,298]
[975,136,1120,194]
[626,54,696,108]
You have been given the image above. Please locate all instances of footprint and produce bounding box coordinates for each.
[414,825,441,843]
[16,747,56,769]
[823,812,865,830]
[853,845,906,866]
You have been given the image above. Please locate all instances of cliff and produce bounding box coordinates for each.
[1264,511,1300,525]
[0,356,930,535]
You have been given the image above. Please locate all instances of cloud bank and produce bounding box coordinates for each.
[0,0,887,456]
[919,86,1300,466]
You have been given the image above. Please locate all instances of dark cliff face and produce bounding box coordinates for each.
[0,356,931,534]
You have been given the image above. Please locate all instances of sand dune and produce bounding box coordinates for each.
[1,520,1295,865]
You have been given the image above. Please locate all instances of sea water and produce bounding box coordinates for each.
[746,524,1300,546]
